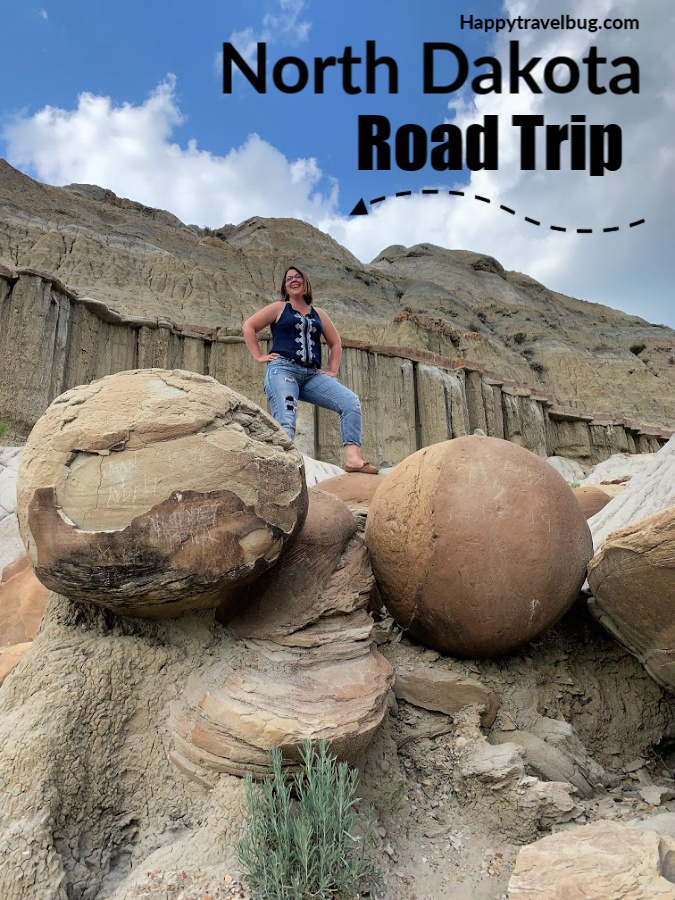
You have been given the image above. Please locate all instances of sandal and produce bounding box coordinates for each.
[344,462,380,474]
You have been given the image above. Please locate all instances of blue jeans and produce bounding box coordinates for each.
[264,358,362,446]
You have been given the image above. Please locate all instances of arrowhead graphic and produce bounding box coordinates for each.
[350,199,368,216]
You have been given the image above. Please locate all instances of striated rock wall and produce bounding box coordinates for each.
[0,267,671,465]
[3,161,675,431]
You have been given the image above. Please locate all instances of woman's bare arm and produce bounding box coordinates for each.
[316,308,342,376]
[242,302,284,362]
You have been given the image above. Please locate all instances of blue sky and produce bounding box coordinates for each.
[0,0,498,203]
[1,0,673,327]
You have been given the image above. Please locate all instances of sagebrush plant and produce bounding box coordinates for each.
[237,739,382,900]
[0,422,7,440]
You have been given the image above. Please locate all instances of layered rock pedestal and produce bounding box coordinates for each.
[16,370,307,617]
[170,490,394,778]
[366,436,593,657]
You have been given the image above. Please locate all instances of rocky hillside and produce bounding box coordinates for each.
[1,159,673,427]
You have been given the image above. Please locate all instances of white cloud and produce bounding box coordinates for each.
[229,0,311,66]
[39,8,48,20]
[4,0,674,328]
[3,77,338,226]
[332,0,675,326]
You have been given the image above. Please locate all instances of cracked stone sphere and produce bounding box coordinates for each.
[16,369,308,617]
[365,436,593,658]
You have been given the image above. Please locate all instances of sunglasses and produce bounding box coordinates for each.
[285,273,304,282]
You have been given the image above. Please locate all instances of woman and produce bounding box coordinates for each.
[242,265,378,473]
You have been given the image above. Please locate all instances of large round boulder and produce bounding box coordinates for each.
[365,436,593,657]
[17,370,308,617]
[573,484,611,520]
[313,472,388,512]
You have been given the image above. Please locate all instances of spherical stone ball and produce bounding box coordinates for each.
[365,436,593,658]
[314,472,388,512]
[17,370,308,617]
[572,485,611,520]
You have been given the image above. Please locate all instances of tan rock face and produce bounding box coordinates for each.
[393,669,500,727]
[0,554,50,648]
[0,641,32,686]
[171,490,394,778]
[17,369,307,617]
[365,436,593,657]
[588,506,675,692]
[220,489,365,637]
[508,820,675,899]
[573,484,611,519]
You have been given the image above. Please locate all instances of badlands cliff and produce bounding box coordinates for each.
[0,161,672,466]
[1,159,674,451]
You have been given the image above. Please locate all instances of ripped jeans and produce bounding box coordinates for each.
[264,358,362,445]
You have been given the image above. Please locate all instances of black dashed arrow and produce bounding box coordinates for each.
[349,191,645,233]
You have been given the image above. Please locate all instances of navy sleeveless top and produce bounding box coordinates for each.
[270,303,323,368]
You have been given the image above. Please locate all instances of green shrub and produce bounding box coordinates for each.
[513,331,527,344]
[469,321,481,332]
[237,739,381,900]
[0,422,7,440]
[528,359,545,372]
[629,342,646,355]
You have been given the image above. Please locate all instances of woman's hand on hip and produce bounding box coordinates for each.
[318,369,338,378]
[258,353,280,363]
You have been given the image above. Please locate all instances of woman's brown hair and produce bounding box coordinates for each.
[279,266,313,304]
